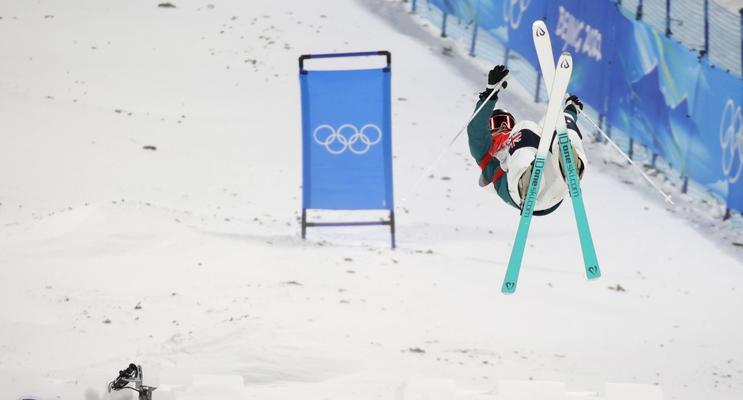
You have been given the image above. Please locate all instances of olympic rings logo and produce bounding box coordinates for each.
[720,99,743,184]
[312,124,383,155]
[503,0,531,30]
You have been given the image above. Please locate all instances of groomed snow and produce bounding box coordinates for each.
[0,1,741,399]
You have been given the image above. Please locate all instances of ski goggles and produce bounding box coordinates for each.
[489,114,515,134]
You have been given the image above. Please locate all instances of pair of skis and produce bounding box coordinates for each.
[501,20,601,294]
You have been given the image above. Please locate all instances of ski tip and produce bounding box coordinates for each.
[586,265,602,280]
[558,53,573,69]
[501,281,518,294]
[531,20,547,37]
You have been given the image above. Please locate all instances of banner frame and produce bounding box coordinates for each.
[298,51,396,249]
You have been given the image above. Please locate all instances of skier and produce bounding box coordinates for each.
[467,65,587,216]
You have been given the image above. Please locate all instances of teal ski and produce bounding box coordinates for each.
[533,20,601,280]
[501,52,573,294]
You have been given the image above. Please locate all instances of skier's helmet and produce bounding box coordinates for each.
[489,109,515,134]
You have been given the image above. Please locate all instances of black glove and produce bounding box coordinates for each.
[565,94,583,115]
[479,65,509,101]
[488,65,509,86]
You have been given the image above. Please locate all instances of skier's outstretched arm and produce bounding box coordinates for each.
[466,65,509,162]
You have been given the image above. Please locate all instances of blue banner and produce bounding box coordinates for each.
[300,68,394,210]
[546,0,615,107]
[429,0,476,21]
[424,0,743,212]
[477,0,546,68]
[476,0,503,33]
[689,61,743,206]
[605,11,714,176]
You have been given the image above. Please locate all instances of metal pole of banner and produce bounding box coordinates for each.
[636,0,643,20]
[469,26,478,56]
[682,176,689,193]
[739,8,743,74]
[651,153,658,168]
[441,11,448,38]
[504,47,511,68]
[628,138,634,160]
[603,37,612,146]
[604,118,611,143]
[301,208,307,239]
[724,207,732,221]
[704,0,709,57]
[469,0,480,57]
[665,0,672,36]
[389,210,397,249]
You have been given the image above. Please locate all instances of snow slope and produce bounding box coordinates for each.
[0,0,741,399]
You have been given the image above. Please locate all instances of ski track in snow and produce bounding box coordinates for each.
[0,0,741,399]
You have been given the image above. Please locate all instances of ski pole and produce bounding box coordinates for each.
[401,79,507,203]
[579,110,675,205]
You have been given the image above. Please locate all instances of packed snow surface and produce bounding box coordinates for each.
[0,1,741,399]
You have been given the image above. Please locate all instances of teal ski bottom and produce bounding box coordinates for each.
[501,157,547,294]
[556,130,601,279]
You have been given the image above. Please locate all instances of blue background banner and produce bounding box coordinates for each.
[422,0,743,213]
[546,0,616,107]
[691,61,743,204]
[300,68,394,210]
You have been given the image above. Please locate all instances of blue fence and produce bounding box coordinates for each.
[414,0,743,214]
[617,0,741,77]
